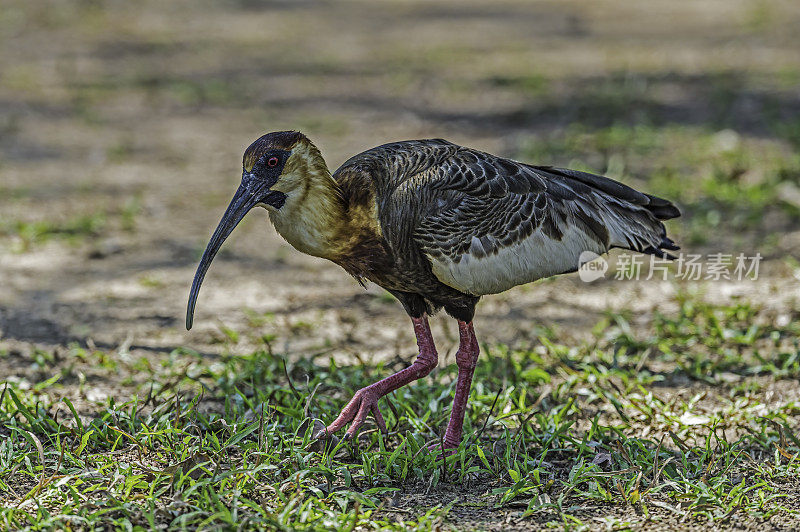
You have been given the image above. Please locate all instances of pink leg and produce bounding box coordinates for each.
[442,321,479,449]
[320,316,438,440]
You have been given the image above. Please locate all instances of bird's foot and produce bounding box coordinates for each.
[315,385,388,441]
[426,438,461,456]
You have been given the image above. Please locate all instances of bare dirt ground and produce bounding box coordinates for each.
[2,0,800,529]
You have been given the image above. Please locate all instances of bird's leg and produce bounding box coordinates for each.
[441,321,479,449]
[320,315,438,440]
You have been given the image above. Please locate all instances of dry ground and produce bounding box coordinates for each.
[1,1,800,530]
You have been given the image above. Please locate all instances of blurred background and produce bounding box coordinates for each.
[1,0,799,383]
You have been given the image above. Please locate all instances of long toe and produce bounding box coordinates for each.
[322,396,361,436]
[344,399,373,439]
[371,404,388,434]
[319,387,383,440]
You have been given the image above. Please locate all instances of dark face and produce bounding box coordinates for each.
[247,149,292,207]
[186,132,303,330]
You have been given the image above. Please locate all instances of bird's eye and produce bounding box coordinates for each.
[267,156,279,167]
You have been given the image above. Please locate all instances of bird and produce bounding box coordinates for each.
[186,131,680,449]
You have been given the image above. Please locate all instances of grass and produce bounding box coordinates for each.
[0,196,141,251]
[0,214,107,250]
[1,293,798,530]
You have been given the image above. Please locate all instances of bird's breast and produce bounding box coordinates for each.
[331,230,398,284]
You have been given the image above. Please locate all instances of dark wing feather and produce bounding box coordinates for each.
[535,166,681,220]
[386,146,678,254]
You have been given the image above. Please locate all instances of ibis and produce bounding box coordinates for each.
[186,131,679,449]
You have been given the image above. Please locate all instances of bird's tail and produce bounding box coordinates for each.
[608,189,681,260]
[537,166,681,259]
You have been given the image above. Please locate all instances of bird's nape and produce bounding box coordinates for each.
[186,179,286,330]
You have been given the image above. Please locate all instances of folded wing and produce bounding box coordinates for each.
[382,145,679,296]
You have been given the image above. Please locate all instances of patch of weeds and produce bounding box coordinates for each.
[243,309,276,329]
[69,344,118,372]
[288,319,316,335]
[488,73,550,96]
[105,140,136,163]
[0,349,454,530]
[1,195,142,250]
[137,274,165,289]
[603,294,800,382]
[1,295,798,529]
[132,76,252,108]
[0,213,107,251]
[0,185,29,202]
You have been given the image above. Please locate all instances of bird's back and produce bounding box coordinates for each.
[334,139,461,193]
[332,139,679,298]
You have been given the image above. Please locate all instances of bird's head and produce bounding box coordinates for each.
[186,130,329,330]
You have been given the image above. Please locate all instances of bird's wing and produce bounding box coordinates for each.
[380,146,679,296]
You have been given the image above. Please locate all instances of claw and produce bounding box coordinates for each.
[321,386,386,441]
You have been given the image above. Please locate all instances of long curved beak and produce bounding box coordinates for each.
[186,180,270,330]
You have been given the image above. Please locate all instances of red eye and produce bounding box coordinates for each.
[267,156,279,167]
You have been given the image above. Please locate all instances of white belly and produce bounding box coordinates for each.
[427,225,607,295]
